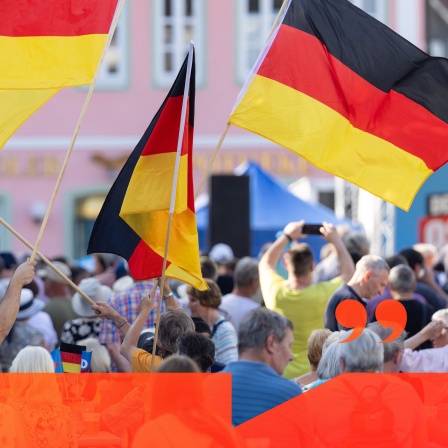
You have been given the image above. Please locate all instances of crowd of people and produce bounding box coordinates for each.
[1,221,448,445]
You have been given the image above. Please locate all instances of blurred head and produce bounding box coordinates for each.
[284,243,314,278]
[238,308,294,375]
[72,278,112,317]
[399,248,424,274]
[352,255,390,299]
[177,332,215,372]
[200,256,218,280]
[316,339,344,380]
[10,346,54,373]
[389,264,415,296]
[385,254,408,269]
[233,257,259,292]
[156,355,201,373]
[191,316,211,337]
[77,338,111,373]
[367,322,406,372]
[431,309,448,348]
[414,243,437,269]
[158,308,195,357]
[339,329,383,373]
[186,279,222,318]
[343,232,370,256]
[307,329,332,370]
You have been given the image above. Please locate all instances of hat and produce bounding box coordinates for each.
[17,288,45,320]
[72,277,113,317]
[209,244,234,264]
[0,278,10,301]
[112,275,134,293]
[38,261,72,284]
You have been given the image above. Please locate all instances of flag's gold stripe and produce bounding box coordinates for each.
[230,75,432,211]
[0,35,107,88]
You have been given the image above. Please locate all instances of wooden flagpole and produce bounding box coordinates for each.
[29,0,127,262]
[0,217,95,305]
[194,0,290,200]
[150,42,195,372]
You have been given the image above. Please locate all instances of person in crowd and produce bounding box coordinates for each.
[400,319,448,372]
[120,287,194,372]
[222,308,302,426]
[176,331,215,373]
[61,277,112,344]
[209,243,237,295]
[314,230,370,283]
[367,322,407,373]
[41,261,78,343]
[259,220,354,378]
[16,282,57,351]
[98,276,164,371]
[295,328,331,387]
[220,257,260,331]
[399,248,448,312]
[325,255,389,331]
[187,279,238,364]
[0,260,36,345]
[93,253,119,288]
[389,264,433,347]
[431,308,448,348]
[366,254,427,321]
[155,354,201,373]
[8,346,77,448]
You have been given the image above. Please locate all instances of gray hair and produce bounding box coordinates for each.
[238,308,293,355]
[355,255,390,275]
[10,346,55,373]
[159,308,195,357]
[367,322,406,363]
[343,232,370,256]
[339,328,384,373]
[234,257,259,288]
[77,338,111,373]
[317,341,342,380]
[389,264,415,294]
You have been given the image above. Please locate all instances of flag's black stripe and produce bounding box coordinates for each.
[283,0,448,124]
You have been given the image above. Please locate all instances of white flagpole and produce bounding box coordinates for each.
[150,42,195,371]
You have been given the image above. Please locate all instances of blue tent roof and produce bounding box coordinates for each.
[196,161,356,258]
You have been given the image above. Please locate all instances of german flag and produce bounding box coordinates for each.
[88,50,207,290]
[229,0,448,211]
[60,343,84,373]
[0,0,118,148]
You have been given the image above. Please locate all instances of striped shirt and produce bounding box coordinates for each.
[212,317,238,364]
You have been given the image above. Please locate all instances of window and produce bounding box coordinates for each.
[95,3,130,90]
[236,0,283,84]
[153,0,205,88]
[350,0,387,24]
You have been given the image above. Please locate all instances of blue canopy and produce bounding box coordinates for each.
[196,162,356,259]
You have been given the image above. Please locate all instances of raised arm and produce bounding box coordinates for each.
[259,221,305,272]
[404,319,444,350]
[120,290,156,363]
[92,302,131,336]
[320,222,355,283]
[0,260,36,344]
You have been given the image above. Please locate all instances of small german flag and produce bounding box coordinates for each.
[60,343,84,374]
[229,0,448,211]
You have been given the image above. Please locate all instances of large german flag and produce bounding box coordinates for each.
[229,0,448,211]
[88,51,207,290]
[0,0,118,148]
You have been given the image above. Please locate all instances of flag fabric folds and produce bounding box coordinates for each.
[87,51,207,290]
[0,0,118,148]
[229,0,448,211]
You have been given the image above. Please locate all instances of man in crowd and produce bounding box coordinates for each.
[222,308,301,426]
[0,260,36,344]
[220,257,260,331]
[259,220,354,378]
[324,255,389,331]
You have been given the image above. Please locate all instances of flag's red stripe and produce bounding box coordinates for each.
[257,24,447,171]
[60,352,82,364]
[0,0,117,37]
[141,97,191,157]
[128,240,171,280]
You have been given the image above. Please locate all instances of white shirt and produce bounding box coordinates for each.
[27,311,58,351]
[220,293,260,331]
[400,346,448,373]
